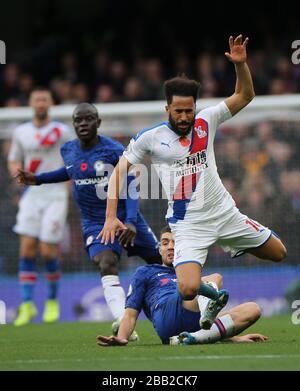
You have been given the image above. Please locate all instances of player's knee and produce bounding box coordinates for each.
[211,273,223,289]
[93,253,118,276]
[247,302,262,323]
[20,248,37,258]
[272,244,287,263]
[178,283,198,300]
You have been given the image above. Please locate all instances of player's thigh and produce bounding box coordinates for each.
[181,296,199,312]
[217,209,272,258]
[84,227,122,275]
[20,235,39,258]
[40,198,68,244]
[84,226,122,260]
[169,221,214,268]
[153,295,200,343]
[14,193,42,239]
[247,233,287,262]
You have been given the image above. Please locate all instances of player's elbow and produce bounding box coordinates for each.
[242,90,255,105]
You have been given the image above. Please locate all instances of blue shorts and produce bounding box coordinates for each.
[152,292,200,344]
[83,212,159,261]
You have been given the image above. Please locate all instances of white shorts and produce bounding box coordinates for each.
[13,191,68,244]
[169,206,272,268]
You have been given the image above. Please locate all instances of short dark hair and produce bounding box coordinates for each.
[164,75,200,105]
[160,225,172,239]
[30,86,52,96]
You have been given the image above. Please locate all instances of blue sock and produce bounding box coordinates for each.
[19,258,37,302]
[45,259,61,300]
[198,282,219,300]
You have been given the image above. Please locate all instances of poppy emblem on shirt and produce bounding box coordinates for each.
[80,162,88,171]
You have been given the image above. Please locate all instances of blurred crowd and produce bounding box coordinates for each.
[1,48,300,108]
[1,117,300,273]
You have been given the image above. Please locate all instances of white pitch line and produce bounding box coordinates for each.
[1,354,300,365]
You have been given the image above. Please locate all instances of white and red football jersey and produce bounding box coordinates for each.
[124,101,235,223]
[8,120,73,197]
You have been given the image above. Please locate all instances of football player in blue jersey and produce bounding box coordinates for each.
[15,102,161,340]
[97,225,267,346]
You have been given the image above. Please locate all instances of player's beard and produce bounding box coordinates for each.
[35,108,49,122]
[169,115,195,137]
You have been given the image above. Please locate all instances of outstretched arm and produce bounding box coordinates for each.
[226,333,268,343]
[97,308,139,347]
[118,175,139,248]
[15,166,70,186]
[224,35,255,116]
[97,156,133,244]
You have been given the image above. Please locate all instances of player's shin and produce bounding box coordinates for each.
[44,258,61,300]
[191,314,235,343]
[101,275,126,319]
[19,257,37,302]
[198,281,220,300]
[43,259,61,322]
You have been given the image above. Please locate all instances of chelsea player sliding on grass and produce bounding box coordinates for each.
[15,102,161,340]
[97,225,267,346]
[99,35,287,330]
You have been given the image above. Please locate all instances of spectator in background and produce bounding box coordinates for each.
[59,53,79,84]
[143,58,164,100]
[0,63,20,105]
[72,83,90,103]
[50,78,74,104]
[95,84,116,103]
[123,77,145,101]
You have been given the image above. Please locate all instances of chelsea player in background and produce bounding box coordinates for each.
[15,103,161,340]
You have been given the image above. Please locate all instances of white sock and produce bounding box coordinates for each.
[101,275,125,320]
[191,314,235,344]
[197,281,218,314]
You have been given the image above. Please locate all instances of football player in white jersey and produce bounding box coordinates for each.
[8,87,73,326]
[99,35,287,328]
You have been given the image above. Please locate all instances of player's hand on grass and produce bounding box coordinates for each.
[234,333,268,343]
[225,34,249,64]
[118,223,137,247]
[14,169,37,185]
[97,217,127,245]
[97,335,128,346]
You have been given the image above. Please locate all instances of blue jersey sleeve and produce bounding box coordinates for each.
[125,267,148,312]
[125,175,139,225]
[35,167,70,185]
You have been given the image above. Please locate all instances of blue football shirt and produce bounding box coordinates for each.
[60,135,132,229]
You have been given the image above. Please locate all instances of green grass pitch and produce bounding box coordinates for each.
[1,315,299,371]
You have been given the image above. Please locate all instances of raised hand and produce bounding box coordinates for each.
[14,169,37,186]
[225,34,249,64]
